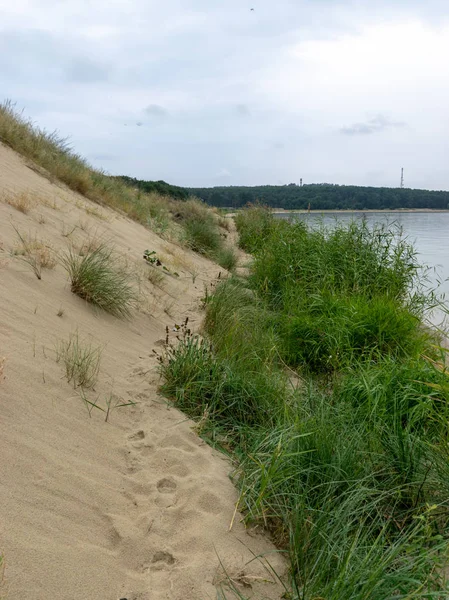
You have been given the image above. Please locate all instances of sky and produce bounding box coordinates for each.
[1,0,449,189]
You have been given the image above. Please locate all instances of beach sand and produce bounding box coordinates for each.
[0,143,285,599]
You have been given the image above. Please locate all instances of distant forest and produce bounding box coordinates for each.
[187,183,449,210]
[115,175,189,201]
[116,176,449,210]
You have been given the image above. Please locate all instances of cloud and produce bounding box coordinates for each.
[1,1,449,189]
[216,168,231,178]
[235,103,250,116]
[340,114,406,136]
[66,58,110,83]
[144,104,167,117]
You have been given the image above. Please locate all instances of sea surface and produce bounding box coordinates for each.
[275,211,449,327]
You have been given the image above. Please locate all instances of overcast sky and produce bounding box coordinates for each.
[1,0,448,189]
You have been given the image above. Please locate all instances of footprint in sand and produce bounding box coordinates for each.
[156,478,177,494]
[141,551,176,573]
[151,551,176,570]
[128,430,145,441]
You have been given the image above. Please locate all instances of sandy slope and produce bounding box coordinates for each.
[0,144,285,600]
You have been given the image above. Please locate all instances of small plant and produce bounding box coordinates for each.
[57,306,64,317]
[104,392,136,422]
[215,247,237,272]
[143,249,179,278]
[143,249,162,266]
[61,242,135,318]
[56,331,101,389]
[4,191,34,214]
[146,267,165,286]
[12,225,56,279]
[78,387,136,421]
[61,224,77,238]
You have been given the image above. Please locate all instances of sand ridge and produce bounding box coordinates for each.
[0,143,285,599]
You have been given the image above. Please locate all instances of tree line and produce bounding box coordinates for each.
[187,183,449,210]
[116,176,449,210]
[115,175,189,200]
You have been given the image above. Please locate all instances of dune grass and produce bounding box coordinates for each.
[12,225,57,279]
[0,101,178,232]
[56,331,101,389]
[161,212,449,598]
[61,242,136,318]
[0,101,234,269]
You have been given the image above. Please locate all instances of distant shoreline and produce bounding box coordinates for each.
[271,208,449,214]
[224,208,449,217]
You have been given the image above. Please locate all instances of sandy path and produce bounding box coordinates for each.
[0,144,285,599]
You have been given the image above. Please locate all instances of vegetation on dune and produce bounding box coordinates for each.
[115,175,189,201]
[189,182,449,211]
[161,208,449,598]
[56,331,101,390]
[0,100,234,269]
[61,243,136,318]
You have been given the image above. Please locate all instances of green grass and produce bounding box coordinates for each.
[234,204,274,254]
[61,242,136,318]
[213,246,237,271]
[160,214,449,598]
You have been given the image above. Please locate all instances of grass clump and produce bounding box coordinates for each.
[61,242,135,318]
[161,213,449,598]
[56,331,101,389]
[214,246,237,272]
[12,225,57,279]
[4,191,34,214]
[234,203,274,253]
[171,198,237,269]
[174,199,221,254]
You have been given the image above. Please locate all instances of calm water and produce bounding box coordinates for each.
[275,211,449,326]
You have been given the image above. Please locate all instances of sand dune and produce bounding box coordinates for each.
[0,143,285,599]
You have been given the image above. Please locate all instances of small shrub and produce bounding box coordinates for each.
[56,331,101,389]
[12,226,56,279]
[214,247,237,271]
[61,243,135,318]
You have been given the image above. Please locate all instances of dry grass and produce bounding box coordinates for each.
[0,101,238,267]
[38,195,61,211]
[218,216,231,231]
[0,100,172,232]
[55,331,101,389]
[4,192,34,214]
[76,233,105,257]
[12,226,57,279]
[146,265,165,286]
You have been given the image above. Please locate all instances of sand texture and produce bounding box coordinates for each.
[0,143,285,599]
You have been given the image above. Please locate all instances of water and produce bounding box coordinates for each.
[275,211,449,327]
